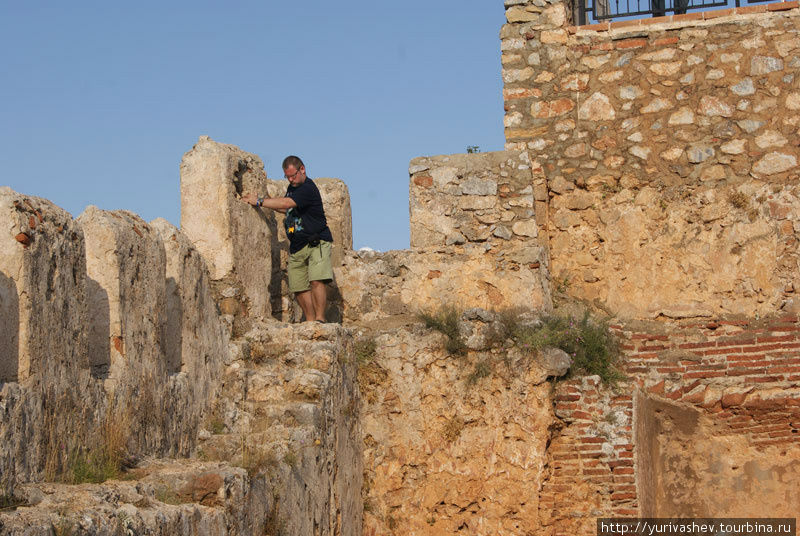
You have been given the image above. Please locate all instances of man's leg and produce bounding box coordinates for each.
[310,280,327,322]
[307,241,334,323]
[288,246,316,322]
[295,290,316,322]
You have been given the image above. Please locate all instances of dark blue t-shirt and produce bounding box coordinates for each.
[284,178,334,253]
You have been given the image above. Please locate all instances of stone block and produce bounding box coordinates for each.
[336,245,552,322]
[77,207,166,395]
[151,219,227,414]
[0,187,87,383]
[180,136,274,318]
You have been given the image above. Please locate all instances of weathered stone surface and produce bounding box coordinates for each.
[641,98,671,113]
[361,323,555,535]
[410,151,535,248]
[699,96,733,117]
[578,92,615,121]
[755,130,788,149]
[650,61,682,76]
[0,188,100,489]
[750,56,784,75]
[687,145,715,163]
[0,188,87,383]
[752,152,797,175]
[668,107,695,125]
[151,219,227,442]
[730,78,755,96]
[720,139,747,155]
[180,136,273,319]
[620,86,643,100]
[336,246,551,322]
[787,92,800,110]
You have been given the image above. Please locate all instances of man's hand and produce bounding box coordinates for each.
[241,192,258,206]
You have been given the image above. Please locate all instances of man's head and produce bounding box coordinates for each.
[282,155,306,187]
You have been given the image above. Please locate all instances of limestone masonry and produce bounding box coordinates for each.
[1,0,799,534]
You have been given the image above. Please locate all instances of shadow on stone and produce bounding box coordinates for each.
[164,276,183,374]
[0,270,19,383]
[86,277,110,379]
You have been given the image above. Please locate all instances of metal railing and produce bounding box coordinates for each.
[574,0,768,24]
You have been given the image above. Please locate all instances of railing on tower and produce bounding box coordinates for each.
[573,0,773,25]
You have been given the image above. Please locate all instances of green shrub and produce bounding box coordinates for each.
[499,311,624,386]
[418,305,466,356]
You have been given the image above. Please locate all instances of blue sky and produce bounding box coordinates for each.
[0,1,506,251]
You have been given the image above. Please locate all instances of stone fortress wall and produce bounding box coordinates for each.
[1,0,800,534]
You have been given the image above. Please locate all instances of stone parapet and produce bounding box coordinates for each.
[409,150,541,249]
[180,136,275,321]
[335,245,551,322]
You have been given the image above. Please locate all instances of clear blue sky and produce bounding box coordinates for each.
[0,1,506,251]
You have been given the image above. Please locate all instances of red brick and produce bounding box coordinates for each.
[735,4,767,13]
[745,376,783,384]
[704,347,744,356]
[757,335,796,344]
[591,42,614,51]
[609,460,634,468]
[742,344,783,353]
[610,19,642,30]
[615,38,648,49]
[728,354,766,362]
[640,14,671,25]
[672,12,704,21]
[579,22,610,32]
[718,338,756,347]
[413,175,433,188]
[619,451,634,458]
[768,366,800,374]
[555,394,581,402]
[652,36,679,46]
[581,436,607,443]
[584,468,611,476]
[703,7,735,18]
[778,314,800,323]
[679,341,716,350]
[613,467,635,475]
[612,492,637,501]
[684,370,726,379]
[768,326,800,332]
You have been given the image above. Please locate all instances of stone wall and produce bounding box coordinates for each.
[501,0,800,319]
[336,245,551,322]
[360,319,560,535]
[0,188,228,490]
[409,151,541,248]
[540,314,800,534]
[0,188,103,490]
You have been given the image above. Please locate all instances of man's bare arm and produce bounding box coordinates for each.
[241,192,297,214]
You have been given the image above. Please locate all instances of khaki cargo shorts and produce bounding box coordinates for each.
[287,240,333,293]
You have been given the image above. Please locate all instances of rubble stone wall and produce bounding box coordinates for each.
[360,323,556,535]
[336,245,551,322]
[501,0,800,319]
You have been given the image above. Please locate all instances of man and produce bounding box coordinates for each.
[242,156,334,322]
